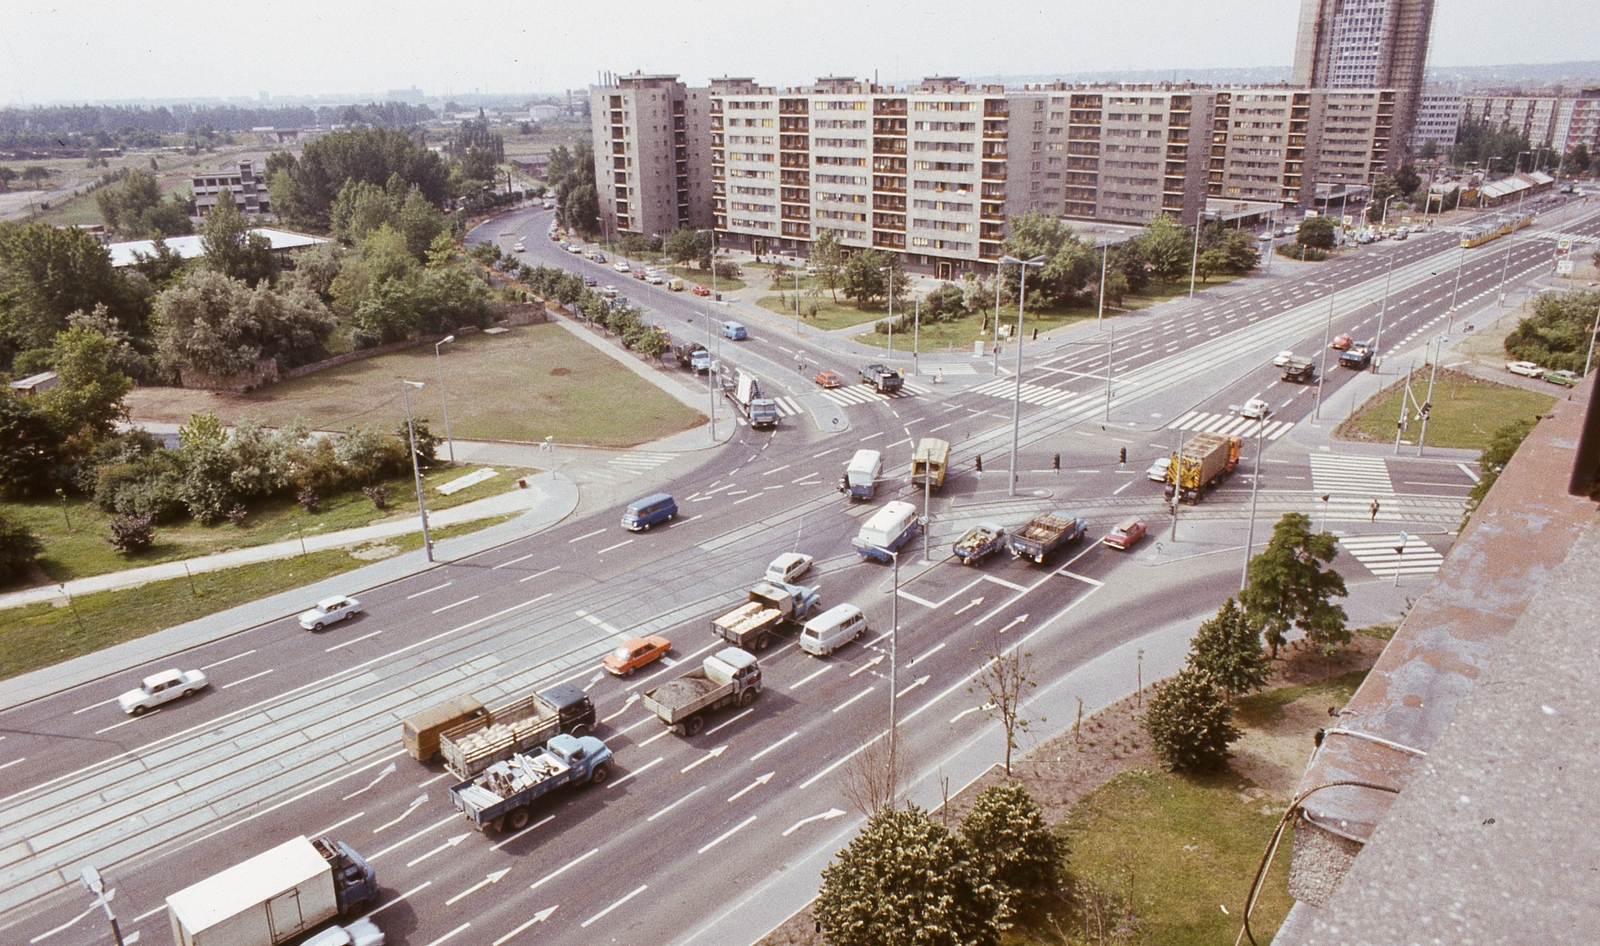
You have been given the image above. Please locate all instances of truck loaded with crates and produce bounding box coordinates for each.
[711,581,822,651]
[437,684,595,779]
[448,733,613,833]
[1008,512,1088,564]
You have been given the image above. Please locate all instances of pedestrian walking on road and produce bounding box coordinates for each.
[1370,499,1380,521]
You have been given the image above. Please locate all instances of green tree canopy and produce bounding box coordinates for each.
[811,228,845,301]
[94,168,192,239]
[960,782,1064,924]
[0,509,43,583]
[1240,512,1349,658]
[0,390,64,499]
[154,270,336,378]
[266,128,451,231]
[1394,164,1422,199]
[0,221,144,363]
[1503,287,1600,373]
[1144,667,1241,774]
[1186,597,1271,701]
[1297,215,1337,250]
[39,325,132,442]
[841,247,906,308]
[1134,215,1193,282]
[200,193,277,287]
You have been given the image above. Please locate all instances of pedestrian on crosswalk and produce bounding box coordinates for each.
[1369,499,1380,521]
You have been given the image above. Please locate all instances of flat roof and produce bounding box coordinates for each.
[108,228,327,267]
[166,836,327,933]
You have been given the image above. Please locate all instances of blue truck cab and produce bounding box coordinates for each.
[721,321,748,340]
[623,493,677,531]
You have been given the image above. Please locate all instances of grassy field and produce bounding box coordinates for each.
[758,294,885,332]
[122,322,705,447]
[1,464,533,589]
[1336,367,1556,449]
[0,517,513,681]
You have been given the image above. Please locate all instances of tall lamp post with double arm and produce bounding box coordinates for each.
[1001,254,1047,497]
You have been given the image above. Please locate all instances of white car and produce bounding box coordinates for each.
[1239,398,1271,420]
[614,261,632,273]
[303,918,385,946]
[646,273,665,285]
[299,595,363,630]
[513,242,525,252]
[1272,350,1295,367]
[1147,457,1172,482]
[565,242,583,253]
[118,668,208,716]
[1505,361,1543,378]
[764,552,814,584]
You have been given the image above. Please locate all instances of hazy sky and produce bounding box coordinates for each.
[3,0,1597,105]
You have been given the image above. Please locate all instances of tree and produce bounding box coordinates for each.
[266,128,452,230]
[0,221,143,361]
[0,509,44,582]
[1186,597,1271,701]
[1418,139,1439,161]
[970,631,1040,776]
[39,325,133,441]
[960,782,1064,924]
[1133,215,1192,282]
[662,227,700,264]
[155,270,336,378]
[200,192,277,287]
[1003,210,1096,307]
[1297,215,1337,250]
[1570,142,1591,175]
[177,411,237,525]
[1366,175,1399,222]
[811,228,845,301]
[0,391,62,499]
[1468,417,1537,511]
[459,147,499,183]
[1504,287,1600,373]
[841,247,904,308]
[837,729,908,817]
[1394,164,1422,199]
[1240,512,1349,658]
[1143,667,1240,774]
[0,167,16,192]
[816,806,998,946]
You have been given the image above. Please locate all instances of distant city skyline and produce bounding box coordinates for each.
[2,0,1597,106]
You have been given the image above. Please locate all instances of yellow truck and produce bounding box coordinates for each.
[1163,431,1242,505]
[910,438,950,491]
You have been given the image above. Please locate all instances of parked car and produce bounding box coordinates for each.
[1146,457,1172,482]
[1543,369,1582,387]
[1330,333,1354,350]
[1239,397,1270,420]
[646,273,665,285]
[558,241,571,251]
[566,243,583,254]
[1102,519,1148,551]
[693,283,711,296]
[584,275,599,287]
[1505,361,1543,377]
[593,252,608,264]
[603,635,673,677]
[299,595,363,630]
[764,552,814,584]
[118,668,208,716]
[813,369,842,388]
[1272,350,1295,367]
[615,261,632,273]
[513,242,525,252]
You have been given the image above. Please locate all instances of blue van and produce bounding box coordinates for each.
[720,321,748,340]
[622,493,678,531]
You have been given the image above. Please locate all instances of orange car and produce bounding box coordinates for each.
[603,635,672,676]
[692,284,711,296]
[1330,333,1353,350]
[1102,519,1147,550]
[813,370,842,388]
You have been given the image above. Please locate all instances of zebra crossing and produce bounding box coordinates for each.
[1339,533,1445,579]
[588,450,675,483]
[819,381,931,408]
[965,376,1090,409]
[1309,453,1394,496]
[1547,230,1600,246]
[1164,410,1297,441]
[769,396,805,417]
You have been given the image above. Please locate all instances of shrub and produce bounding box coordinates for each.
[226,504,249,526]
[363,484,390,509]
[93,454,187,523]
[297,486,320,512]
[107,513,155,554]
[1143,668,1240,774]
[0,511,44,582]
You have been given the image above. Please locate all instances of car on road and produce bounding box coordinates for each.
[118,668,208,716]
[1239,397,1270,420]
[1102,519,1148,551]
[646,272,665,285]
[513,242,525,252]
[558,241,571,251]
[813,369,842,388]
[614,261,632,273]
[721,321,748,340]
[1146,457,1172,481]
[299,595,363,630]
[601,285,619,298]
[1505,361,1543,377]
[566,242,583,254]
[303,918,385,946]
[693,283,711,296]
[1330,333,1354,350]
[584,275,599,287]
[603,635,673,677]
[593,252,607,264]
[764,552,814,583]
[1273,350,1295,367]
[543,199,555,209]
[632,268,647,280]
[1543,369,1582,387]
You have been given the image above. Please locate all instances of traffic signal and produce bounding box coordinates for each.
[1053,452,1061,471]
[975,455,983,473]
[1119,447,1127,465]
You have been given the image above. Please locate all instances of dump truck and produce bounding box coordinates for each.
[1339,340,1374,369]
[722,368,781,428]
[438,684,596,779]
[1281,356,1315,383]
[859,362,904,393]
[448,734,613,833]
[642,648,762,736]
[1163,430,1242,504]
[840,449,882,500]
[953,522,1008,565]
[1008,512,1088,564]
[910,438,950,491]
[711,580,822,650]
[852,500,920,562]
[672,340,710,372]
[165,836,378,946]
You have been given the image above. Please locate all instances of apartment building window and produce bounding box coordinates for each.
[730,218,774,229]
[911,219,973,232]
[912,198,974,212]
[732,185,777,196]
[912,121,975,132]
[817,191,867,203]
[912,101,974,112]
[815,173,869,185]
[818,101,868,110]
[814,138,866,148]
[912,180,972,194]
[912,160,974,172]
[729,152,776,162]
[909,237,971,250]
[816,155,868,167]
[815,118,868,129]
[817,209,868,221]
[912,139,975,153]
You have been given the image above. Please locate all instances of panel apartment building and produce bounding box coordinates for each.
[1461,89,1600,158]
[1291,0,1435,160]
[593,75,1396,276]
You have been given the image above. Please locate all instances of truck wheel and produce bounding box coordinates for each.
[506,808,531,832]
[589,762,611,785]
[684,715,706,737]
[570,723,590,737]
[739,688,759,707]
[131,705,147,716]
[754,632,771,650]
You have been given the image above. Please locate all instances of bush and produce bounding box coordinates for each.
[107,513,155,554]
[297,486,320,512]
[1143,668,1240,774]
[0,510,44,583]
[363,484,390,509]
[337,426,408,486]
[960,782,1064,924]
[93,454,187,523]
[1276,243,1329,262]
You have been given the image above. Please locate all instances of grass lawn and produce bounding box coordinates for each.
[122,322,705,447]
[1336,367,1555,449]
[1120,273,1248,310]
[0,517,513,681]
[2,464,534,589]
[757,294,884,332]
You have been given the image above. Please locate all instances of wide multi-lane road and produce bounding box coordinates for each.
[2,198,1592,946]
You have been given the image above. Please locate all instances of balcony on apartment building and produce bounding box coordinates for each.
[780,170,810,186]
[982,119,1008,139]
[779,98,809,114]
[981,161,1007,181]
[980,200,1005,220]
[872,212,906,230]
[873,193,907,211]
[873,137,908,155]
[873,117,907,135]
[873,99,907,116]
[979,241,1002,260]
[779,116,808,132]
[872,155,908,174]
[781,222,811,238]
[979,222,1005,241]
[982,142,1007,159]
[872,175,906,193]
[781,186,811,203]
[873,230,907,248]
[780,135,809,151]
[780,152,811,168]
[983,100,1009,118]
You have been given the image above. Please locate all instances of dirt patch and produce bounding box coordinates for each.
[549,367,571,376]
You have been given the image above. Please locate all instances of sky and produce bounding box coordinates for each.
[3,0,1598,105]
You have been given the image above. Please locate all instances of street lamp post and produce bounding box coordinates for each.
[1241,408,1269,591]
[1001,254,1047,497]
[80,867,124,946]
[1104,314,1116,423]
[1374,244,1397,373]
[912,299,920,377]
[992,264,1004,376]
[1313,283,1337,421]
[433,335,456,464]
[1380,194,1397,229]
[1188,210,1205,299]
[401,380,434,562]
[1096,241,1108,328]
[703,309,718,441]
[880,265,895,354]
[873,547,901,777]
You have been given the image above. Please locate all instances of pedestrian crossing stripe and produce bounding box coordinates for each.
[967,377,1086,407]
[1547,231,1599,246]
[819,382,927,407]
[1339,534,1444,577]
[1164,411,1296,441]
[771,396,804,416]
[1309,453,1394,496]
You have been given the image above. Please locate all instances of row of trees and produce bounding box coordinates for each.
[266,128,453,232]
[94,167,194,238]
[1504,286,1600,373]
[495,256,665,357]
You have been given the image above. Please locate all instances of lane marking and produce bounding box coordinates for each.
[366,814,456,861]
[698,816,757,854]
[581,884,648,928]
[422,922,470,946]
[325,631,382,652]
[789,665,832,689]
[530,847,598,891]
[568,529,606,543]
[648,785,706,822]
[605,756,663,790]
[433,596,480,614]
[407,581,454,600]
[728,771,775,802]
[490,814,555,851]
[518,565,561,583]
[751,732,798,762]
[908,642,945,666]
[73,695,123,715]
[197,649,257,672]
[832,687,875,713]
[597,539,635,554]
[492,554,535,570]
[490,907,559,946]
[704,710,754,736]
[222,669,274,689]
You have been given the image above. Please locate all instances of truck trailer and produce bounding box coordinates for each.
[165,836,378,946]
[1163,431,1242,504]
[722,369,780,428]
[438,684,595,779]
[852,500,919,562]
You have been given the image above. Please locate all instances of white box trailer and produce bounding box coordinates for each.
[166,836,378,946]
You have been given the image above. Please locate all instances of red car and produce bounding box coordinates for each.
[631,268,647,280]
[813,369,842,388]
[603,635,672,676]
[692,283,711,296]
[1102,519,1147,550]
[1330,333,1353,350]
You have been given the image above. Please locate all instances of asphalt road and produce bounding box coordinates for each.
[2,197,1594,946]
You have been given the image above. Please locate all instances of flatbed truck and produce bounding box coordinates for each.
[711,581,822,650]
[642,648,762,736]
[1008,512,1088,564]
[448,734,612,833]
[438,684,595,779]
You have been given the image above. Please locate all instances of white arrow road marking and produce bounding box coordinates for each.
[998,613,1029,634]
[446,868,512,905]
[908,642,944,666]
[681,744,729,773]
[407,832,469,867]
[601,693,639,723]
[28,889,113,943]
[491,906,559,946]
[581,884,648,928]
[422,922,470,946]
[782,808,847,837]
[530,848,598,891]
[949,702,994,725]
[367,814,455,861]
[849,655,884,677]
[648,786,706,822]
[373,793,429,832]
[751,731,798,762]
[342,762,396,800]
[728,772,775,802]
[897,675,931,698]
[698,815,758,854]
